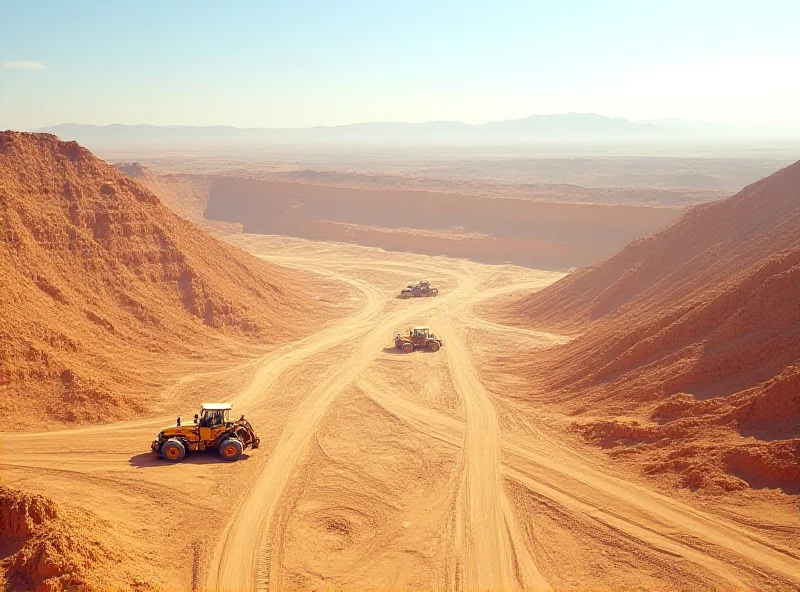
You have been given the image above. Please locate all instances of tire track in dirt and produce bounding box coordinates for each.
[270,257,552,590]
[205,273,468,592]
[365,389,800,589]
[437,319,552,592]
[11,238,795,591]
[0,273,380,443]
[458,313,570,346]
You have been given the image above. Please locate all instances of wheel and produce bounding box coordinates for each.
[161,439,186,462]
[219,438,244,461]
[432,289,439,296]
[402,343,413,353]
[427,341,440,352]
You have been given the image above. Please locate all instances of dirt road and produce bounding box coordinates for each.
[2,235,798,591]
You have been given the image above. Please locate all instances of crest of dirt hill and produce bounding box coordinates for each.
[493,160,800,494]
[0,132,322,428]
[0,486,152,591]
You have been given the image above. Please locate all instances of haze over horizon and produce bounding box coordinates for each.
[32,113,800,131]
[3,0,800,130]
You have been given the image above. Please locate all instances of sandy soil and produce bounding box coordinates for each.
[2,235,798,591]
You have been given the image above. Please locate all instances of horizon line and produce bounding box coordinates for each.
[33,114,800,132]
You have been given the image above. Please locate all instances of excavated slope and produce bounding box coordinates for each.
[0,486,141,592]
[499,160,800,493]
[202,178,681,269]
[114,162,240,234]
[0,132,319,427]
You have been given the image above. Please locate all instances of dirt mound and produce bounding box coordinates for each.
[0,132,324,428]
[496,160,800,494]
[0,486,144,591]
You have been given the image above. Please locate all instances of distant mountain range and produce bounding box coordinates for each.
[36,113,800,149]
[638,118,800,137]
[37,114,668,148]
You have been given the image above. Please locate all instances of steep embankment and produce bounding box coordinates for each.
[0,132,326,428]
[201,178,680,269]
[497,160,800,493]
[113,167,684,269]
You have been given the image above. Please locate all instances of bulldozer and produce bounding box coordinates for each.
[399,280,439,298]
[151,403,260,462]
[394,326,444,353]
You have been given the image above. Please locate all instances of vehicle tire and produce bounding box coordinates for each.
[402,343,413,353]
[428,341,440,352]
[219,438,244,461]
[161,439,186,462]
[432,289,439,296]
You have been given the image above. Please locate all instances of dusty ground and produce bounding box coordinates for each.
[2,236,798,591]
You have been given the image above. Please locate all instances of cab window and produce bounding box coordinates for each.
[201,409,228,427]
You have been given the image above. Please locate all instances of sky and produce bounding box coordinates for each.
[2,0,800,129]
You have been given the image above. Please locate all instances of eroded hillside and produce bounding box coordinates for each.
[492,160,800,494]
[0,132,344,428]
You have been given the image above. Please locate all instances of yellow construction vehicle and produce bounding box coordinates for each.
[394,326,444,352]
[150,403,260,462]
[399,280,440,298]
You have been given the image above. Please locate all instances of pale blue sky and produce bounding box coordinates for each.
[2,1,799,129]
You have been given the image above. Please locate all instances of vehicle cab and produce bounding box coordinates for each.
[196,402,233,441]
[411,326,430,343]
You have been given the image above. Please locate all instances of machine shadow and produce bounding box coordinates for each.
[128,452,252,468]
[381,346,406,355]
[380,346,438,355]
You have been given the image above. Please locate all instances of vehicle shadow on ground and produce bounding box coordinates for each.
[381,346,437,355]
[128,452,252,468]
[381,346,406,355]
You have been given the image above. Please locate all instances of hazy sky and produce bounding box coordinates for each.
[2,0,800,129]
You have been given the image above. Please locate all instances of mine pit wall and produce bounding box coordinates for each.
[205,178,683,269]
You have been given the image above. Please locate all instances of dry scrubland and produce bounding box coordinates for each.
[1,133,798,591]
